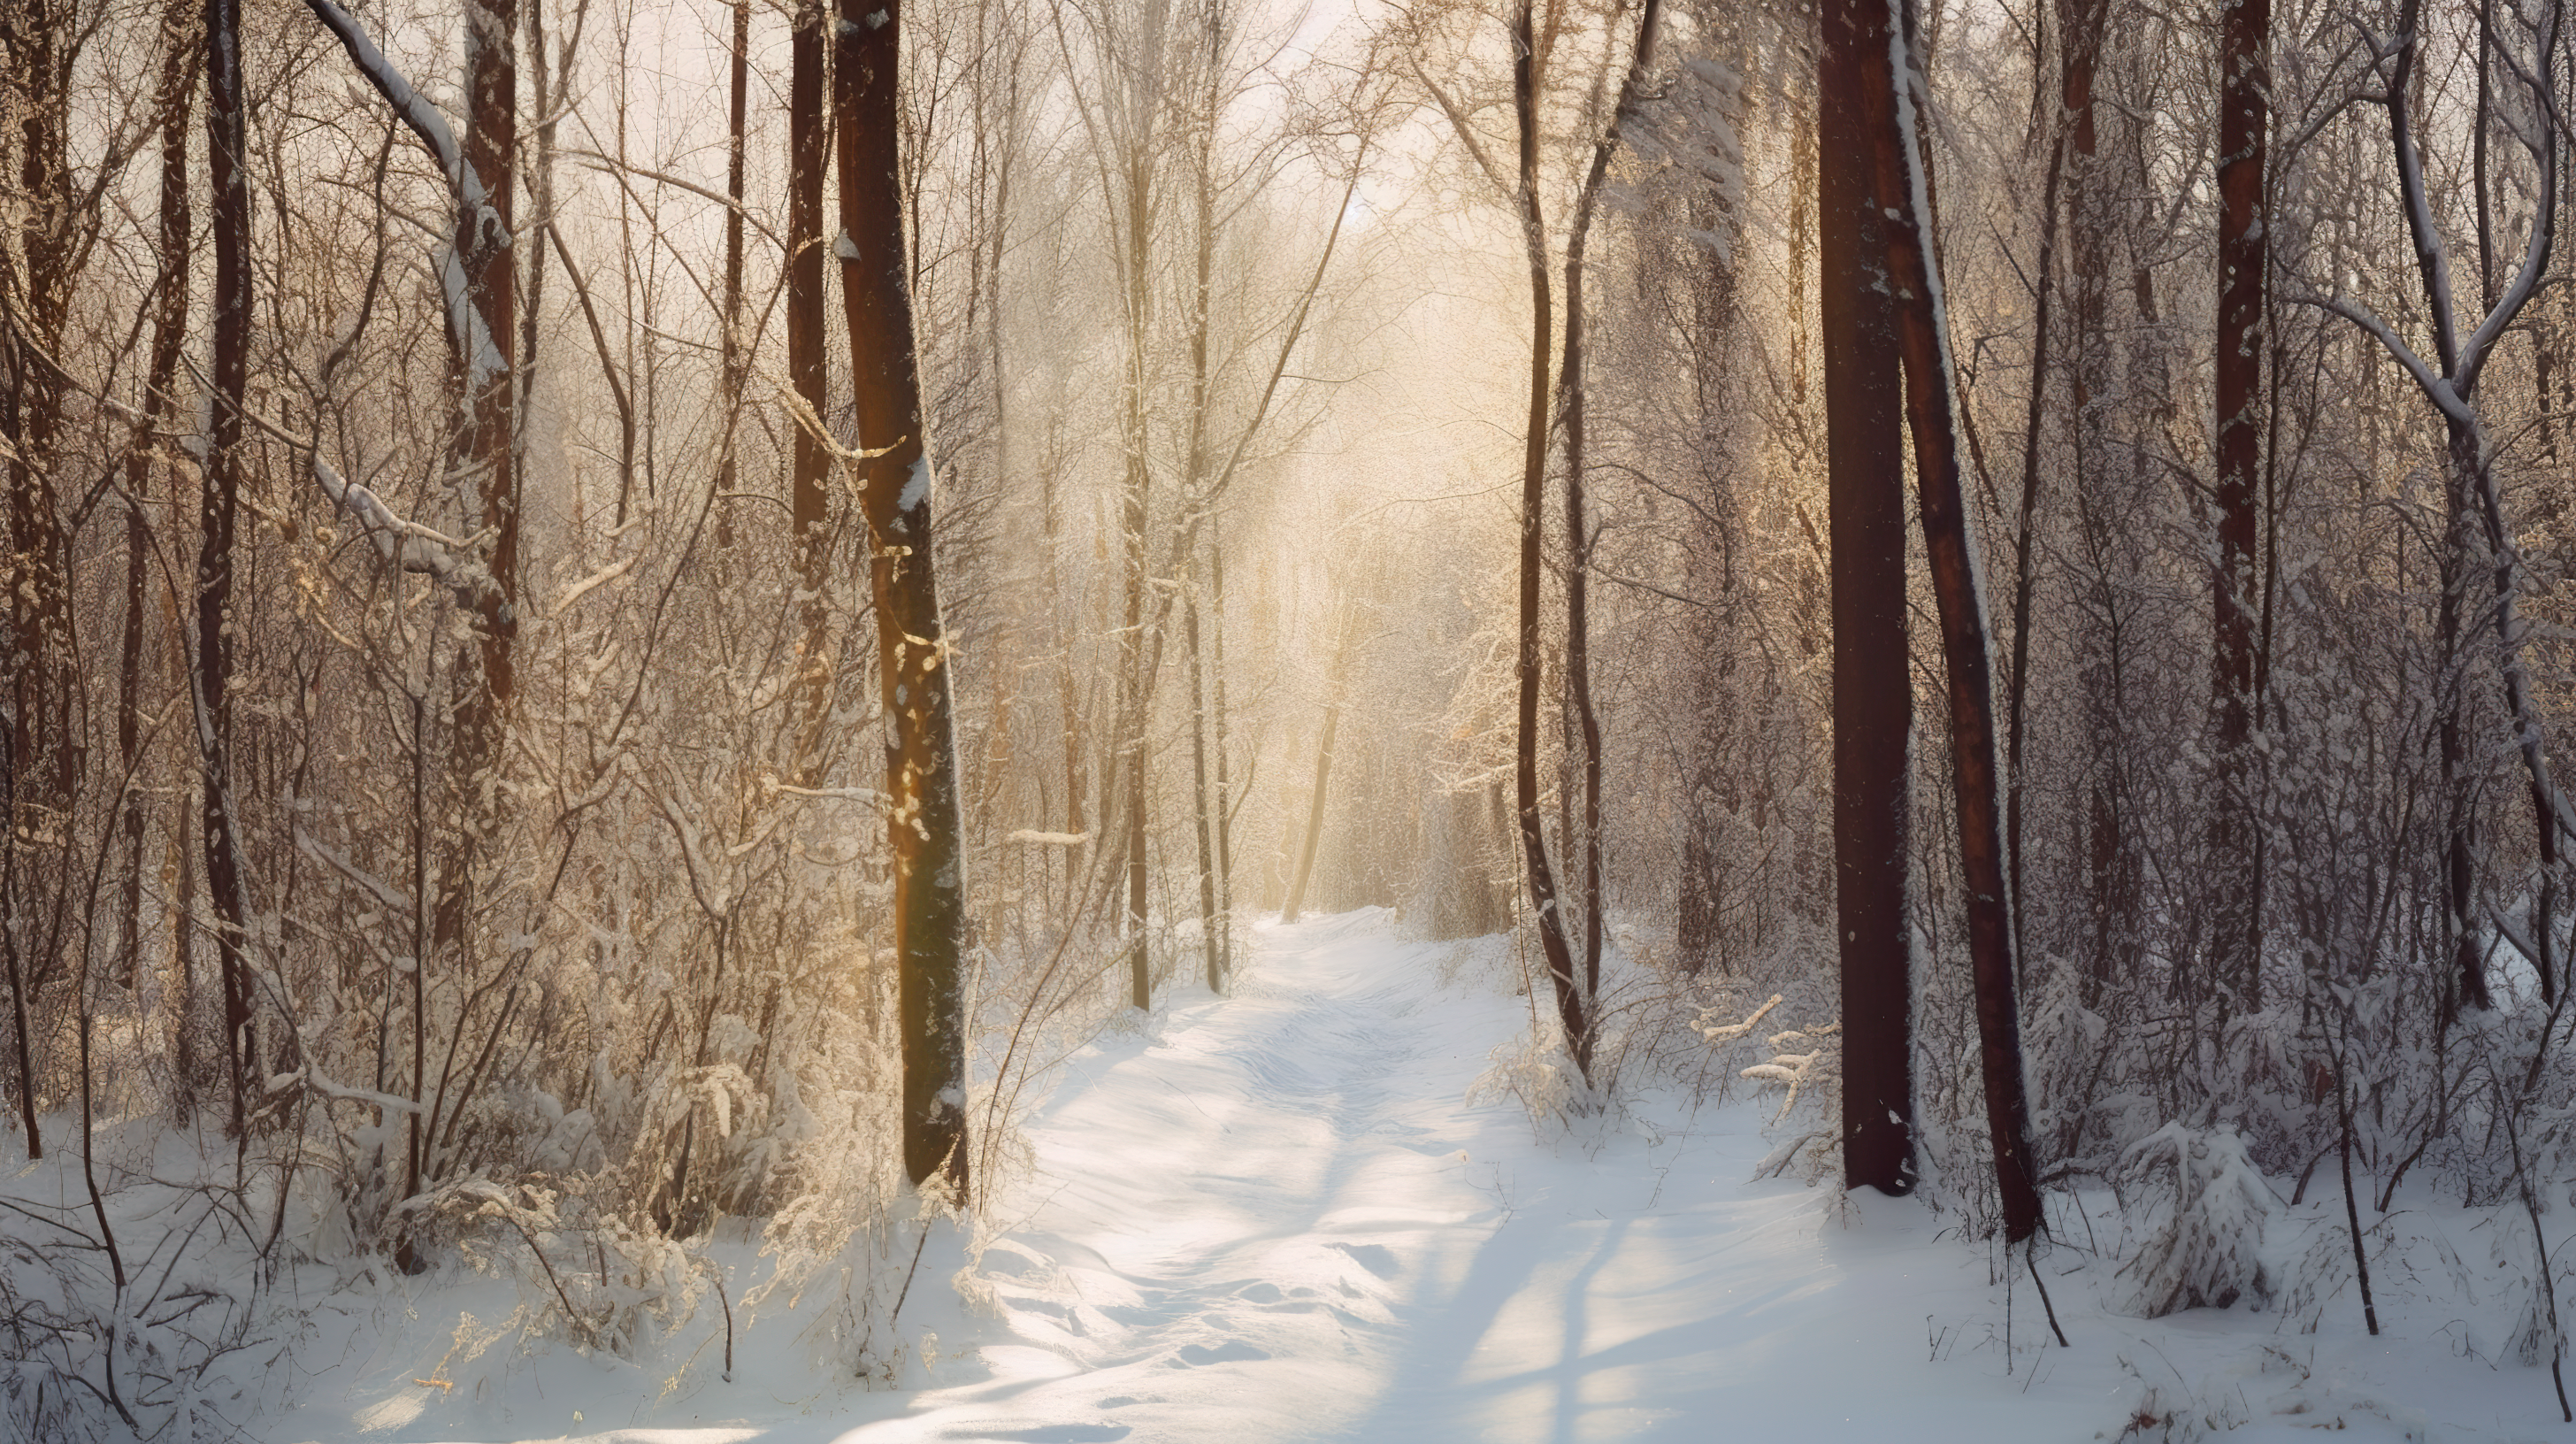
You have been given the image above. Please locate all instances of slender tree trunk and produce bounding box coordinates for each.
[1187,580,1222,984]
[1118,231,1154,1010]
[1821,0,1913,1194]
[1184,34,1222,987]
[1874,0,2044,1244]
[2005,0,2103,974]
[202,0,257,1137]
[1555,0,1660,1025]
[1,0,80,1160]
[1209,522,1236,983]
[717,0,749,550]
[788,0,832,772]
[837,0,971,1196]
[2212,0,2269,1010]
[120,0,198,1013]
[1510,0,1591,1086]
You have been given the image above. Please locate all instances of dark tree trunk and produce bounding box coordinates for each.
[0,0,80,1159]
[1874,0,2045,1244]
[1509,0,1591,1087]
[1555,0,1661,1023]
[836,0,971,1197]
[121,0,198,1008]
[717,0,749,549]
[202,0,257,1138]
[788,0,832,769]
[2211,0,2269,1009]
[1821,0,1913,1195]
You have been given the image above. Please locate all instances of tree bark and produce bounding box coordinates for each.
[202,0,257,1138]
[1874,0,2045,1244]
[1556,0,1661,1025]
[1510,0,1591,1087]
[837,0,971,1197]
[0,0,80,1159]
[120,0,198,1010]
[788,0,832,772]
[2211,0,2269,1010]
[1282,664,1343,927]
[2005,0,2104,974]
[1821,0,1913,1194]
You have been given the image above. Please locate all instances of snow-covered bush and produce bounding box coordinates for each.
[2112,1122,2278,1317]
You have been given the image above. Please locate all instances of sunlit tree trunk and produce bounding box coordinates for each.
[1556,0,1660,1021]
[1821,0,1913,1195]
[1509,0,1591,1086]
[788,0,833,772]
[837,0,970,1195]
[1874,0,2044,1244]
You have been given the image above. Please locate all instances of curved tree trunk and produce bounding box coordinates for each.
[1509,0,1591,1086]
[1874,0,2044,1244]
[837,0,971,1196]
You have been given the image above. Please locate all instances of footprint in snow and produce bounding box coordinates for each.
[1171,1340,1270,1367]
[1328,1241,1399,1279]
[1235,1281,1284,1303]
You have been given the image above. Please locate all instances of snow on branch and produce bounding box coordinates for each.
[1694,993,1781,1044]
[297,0,490,222]
[1742,1021,1837,1125]
[2300,294,2472,426]
[312,453,498,611]
[301,0,509,393]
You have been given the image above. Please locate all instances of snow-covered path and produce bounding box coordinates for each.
[276,910,2511,1443]
[855,910,2107,1444]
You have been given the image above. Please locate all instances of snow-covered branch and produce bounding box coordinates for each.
[313,453,498,611]
[297,0,491,223]
[2300,294,2472,426]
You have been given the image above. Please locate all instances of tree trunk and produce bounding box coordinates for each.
[1510,0,1591,1087]
[0,0,80,1160]
[2211,0,2269,1010]
[1187,578,1222,985]
[1555,0,1660,1028]
[716,0,749,550]
[202,0,257,1137]
[837,0,971,1197]
[120,0,198,1010]
[1874,0,2045,1244]
[788,0,832,771]
[2005,0,2104,974]
[1821,0,1913,1195]
[1209,523,1237,984]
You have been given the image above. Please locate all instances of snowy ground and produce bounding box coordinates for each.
[260,910,2576,1443]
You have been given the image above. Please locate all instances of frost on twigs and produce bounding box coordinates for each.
[2112,1122,2278,1317]
[1468,1032,1582,1131]
[1698,990,1840,1185]
[1740,1018,1838,1126]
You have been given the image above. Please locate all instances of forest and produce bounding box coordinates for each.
[11,0,2576,1432]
